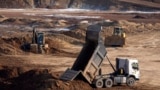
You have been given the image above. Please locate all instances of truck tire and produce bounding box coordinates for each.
[126,77,135,87]
[94,79,103,88]
[104,78,113,88]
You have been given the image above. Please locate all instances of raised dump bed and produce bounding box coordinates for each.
[60,24,107,84]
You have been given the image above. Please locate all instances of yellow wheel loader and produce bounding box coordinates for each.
[105,27,126,47]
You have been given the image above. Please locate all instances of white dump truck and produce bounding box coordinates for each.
[60,24,140,88]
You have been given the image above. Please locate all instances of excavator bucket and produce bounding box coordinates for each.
[60,24,107,84]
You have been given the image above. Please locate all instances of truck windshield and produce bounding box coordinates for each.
[132,63,139,70]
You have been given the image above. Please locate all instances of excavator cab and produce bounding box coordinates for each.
[30,27,47,54]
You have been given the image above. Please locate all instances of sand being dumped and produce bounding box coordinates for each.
[0,67,92,90]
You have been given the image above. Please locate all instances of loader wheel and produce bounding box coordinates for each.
[104,78,113,88]
[126,77,135,87]
[95,79,103,88]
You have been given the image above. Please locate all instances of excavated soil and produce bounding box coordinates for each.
[0,67,159,90]
[0,67,160,90]
[0,9,160,90]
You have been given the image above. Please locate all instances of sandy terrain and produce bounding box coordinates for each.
[0,9,160,90]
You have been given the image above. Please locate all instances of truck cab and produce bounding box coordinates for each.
[94,58,140,88]
[116,58,140,80]
[128,59,140,80]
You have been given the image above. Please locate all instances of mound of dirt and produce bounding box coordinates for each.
[0,18,55,28]
[116,20,160,34]
[62,29,86,42]
[45,37,78,57]
[0,66,159,90]
[0,67,92,90]
[0,37,26,55]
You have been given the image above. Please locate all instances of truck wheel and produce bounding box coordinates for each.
[104,78,113,88]
[126,77,135,87]
[95,79,103,88]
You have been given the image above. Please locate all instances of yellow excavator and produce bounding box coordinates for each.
[104,26,126,47]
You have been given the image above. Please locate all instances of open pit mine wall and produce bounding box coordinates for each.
[0,0,159,11]
[0,0,70,8]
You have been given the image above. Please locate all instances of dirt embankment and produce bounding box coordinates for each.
[0,0,70,8]
[0,0,160,10]
[0,0,34,8]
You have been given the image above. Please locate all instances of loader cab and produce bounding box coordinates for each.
[113,27,125,38]
[116,58,140,80]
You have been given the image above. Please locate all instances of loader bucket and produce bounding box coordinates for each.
[105,35,125,46]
